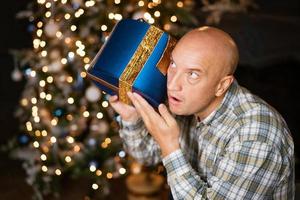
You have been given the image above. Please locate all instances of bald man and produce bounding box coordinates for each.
[109,27,295,199]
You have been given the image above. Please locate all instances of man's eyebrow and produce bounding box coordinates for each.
[170,54,174,61]
[186,68,203,72]
[170,54,177,66]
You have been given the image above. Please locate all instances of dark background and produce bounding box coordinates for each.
[0,0,299,199]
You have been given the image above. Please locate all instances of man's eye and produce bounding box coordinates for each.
[189,72,199,79]
[170,61,176,68]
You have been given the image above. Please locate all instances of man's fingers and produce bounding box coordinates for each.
[127,92,158,122]
[132,92,158,115]
[127,92,148,121]
[108,95,118,103]
[158,104,176,126]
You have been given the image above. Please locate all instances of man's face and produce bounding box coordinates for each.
[167,37,222,116]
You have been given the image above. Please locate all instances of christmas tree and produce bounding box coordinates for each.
[6,0,197,199]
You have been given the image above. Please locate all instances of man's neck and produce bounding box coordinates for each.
[195,94,225,122]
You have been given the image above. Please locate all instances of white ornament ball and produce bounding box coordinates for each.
[49,49,61,60]
[11,68,22,81]
[85,85,101,102]
[72,0,83,6]
[44,20,60,38]
[98,120,109,134]
[79,27,90,38]
[48,60,63,72]
[132,11,145,20]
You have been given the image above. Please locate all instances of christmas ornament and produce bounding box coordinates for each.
[53,108,65,117]
[49,49,61,60]
[98,120,109,134]
[132,11,145,20]
[44,20,60,38]
[73,72,84,90]
[18,134,30,144]
[11,67,23,81]
[85,85,101,102]
[48,60,63,72]
[72,0,83,6]
[87,138,97,147]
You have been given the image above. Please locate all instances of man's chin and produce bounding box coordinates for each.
[168,106,185,116]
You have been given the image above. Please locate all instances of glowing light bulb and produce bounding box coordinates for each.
[20,98,28,106]
[80,72,87,78]
[106,172,113,179]
[96,112,103,119]
[56,31,62,38]
[67,97,74,104]
[37,21,43,28]
[46,94,52,101]
[71,25,77,31]
[89,165,96,172]
[101,25,107,31]
[61,58,67,64]
[96,170,102,176]
[41,50,47,57]
[33,141,39,148]
[50,136,57,143]
[46,76,53,83]
[177,1,183,7]
[37,0,46,4]
[40,154,47,161]
[83,57,90,63]
[170,15,177,22]
[66,136,74,143]
[39,80,46,87]
[102,101,109,108]
[92,183,99,190]
[55,169,62,175]
[114,14,122,21]
[83,111,90,117]
[41,165,48,172]
[42,130,47,136]
[138,0,144,7]
[65,156,72,162]
[31,98,37,104]
[42,66,48,72]
[37,29,43,37]
[119,168,126,175]
[154,11,160,17]
[45,11,51,18]
[108,13,114,19]
[45,2,51,8]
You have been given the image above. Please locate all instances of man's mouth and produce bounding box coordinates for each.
[168,94,182,105]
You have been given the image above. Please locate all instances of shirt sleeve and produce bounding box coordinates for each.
[117,115,162,165]
[162,140,284,200]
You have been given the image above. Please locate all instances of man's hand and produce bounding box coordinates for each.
[127,91,180,157]
[108,95,140,123]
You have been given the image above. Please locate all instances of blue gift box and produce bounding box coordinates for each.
[87,19,176,107]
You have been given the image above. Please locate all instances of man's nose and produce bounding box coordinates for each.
[167,72,182,91]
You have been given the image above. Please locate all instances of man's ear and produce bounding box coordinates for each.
[215,75,234,97]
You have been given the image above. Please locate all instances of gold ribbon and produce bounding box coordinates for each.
[157,36,177,76]
[119,26,164,104]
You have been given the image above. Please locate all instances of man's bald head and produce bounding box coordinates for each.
[168,26,239,118]
[176,26,239,76]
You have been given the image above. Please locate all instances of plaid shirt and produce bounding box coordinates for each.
[117,80,295,200]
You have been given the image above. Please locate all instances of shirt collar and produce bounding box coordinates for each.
[194,79,239,128]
